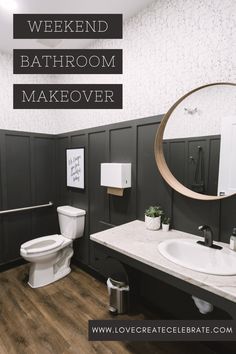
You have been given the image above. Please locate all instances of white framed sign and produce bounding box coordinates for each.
[66,148,85,189]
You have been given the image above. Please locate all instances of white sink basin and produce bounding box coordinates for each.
[158,238,236,275]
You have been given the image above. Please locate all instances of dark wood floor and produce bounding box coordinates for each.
[0,264,217,354]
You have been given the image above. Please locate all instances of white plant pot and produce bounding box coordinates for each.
[145,215,161,230]
[162,223,170,232]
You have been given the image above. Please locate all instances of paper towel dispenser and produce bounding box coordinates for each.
[100,163,131,196]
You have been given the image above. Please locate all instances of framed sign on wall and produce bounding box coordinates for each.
[66,148,85,189]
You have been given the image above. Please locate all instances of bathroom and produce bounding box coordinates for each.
[0,0,235,353]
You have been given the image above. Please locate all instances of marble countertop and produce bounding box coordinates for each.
[90,220,236,303]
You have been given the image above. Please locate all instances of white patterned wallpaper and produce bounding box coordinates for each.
[0,52,57,133]
[0,0,235,134]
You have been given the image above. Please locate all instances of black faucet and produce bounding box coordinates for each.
[197,225,222,250]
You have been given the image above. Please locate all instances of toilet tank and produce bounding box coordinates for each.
[57,206,86,239]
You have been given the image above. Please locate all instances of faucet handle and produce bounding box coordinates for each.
[198,225,208,231]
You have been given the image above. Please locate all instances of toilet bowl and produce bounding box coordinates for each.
[20,206,86,288]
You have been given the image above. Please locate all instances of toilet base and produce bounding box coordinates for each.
[28,267,71,288]
[28,245,74,288]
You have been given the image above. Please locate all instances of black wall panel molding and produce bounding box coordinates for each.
[109,126,136,225]
[0,131,6,264]
[1,115,235,326]
[4,134,32,262]
[56,116,166,272]
[137,122,172,221]
[1,114,234,269]
[88,131,108,268]
[70,133,89,264]
[165,135,220,195]
[0,130,57,265]
[55,114,234,273]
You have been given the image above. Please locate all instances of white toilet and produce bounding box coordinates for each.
[20,205,86,288]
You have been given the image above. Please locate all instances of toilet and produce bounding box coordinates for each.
[20,205,86,288]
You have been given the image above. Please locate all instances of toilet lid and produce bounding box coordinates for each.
[21,235,65,254]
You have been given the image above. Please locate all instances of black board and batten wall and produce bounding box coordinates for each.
[164,135,221,196]
[56,116,168,271]
[1,115,236,266]
[55,115,234,320]
[56,115,235,270]
[0,131,58,267]
[0,115,236,320]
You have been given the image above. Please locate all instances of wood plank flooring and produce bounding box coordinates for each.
[0,264,217,354]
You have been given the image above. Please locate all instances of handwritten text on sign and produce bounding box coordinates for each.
[66,148,84,189]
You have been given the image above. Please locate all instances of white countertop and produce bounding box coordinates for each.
[90,220,236,303]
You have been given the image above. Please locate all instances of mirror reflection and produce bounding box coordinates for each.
[163,84,236,197]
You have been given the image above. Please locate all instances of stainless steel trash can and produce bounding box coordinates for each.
[107,277,129,314]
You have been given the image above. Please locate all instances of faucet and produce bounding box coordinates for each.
[198,225,213,247]
[197,225,222,250]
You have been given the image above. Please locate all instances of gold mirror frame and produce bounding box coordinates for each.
[154,82,236,201]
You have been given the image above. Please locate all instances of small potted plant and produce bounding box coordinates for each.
[145,206,163,230]
[162,216,171,232]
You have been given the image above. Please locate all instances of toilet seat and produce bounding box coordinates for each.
[20,234,68,255]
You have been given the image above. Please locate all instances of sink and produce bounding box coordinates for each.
[158,238,236,275]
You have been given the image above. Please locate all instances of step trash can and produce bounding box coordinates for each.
[107,277,129,315]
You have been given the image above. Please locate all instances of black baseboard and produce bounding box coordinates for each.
[72,258,106,283]
[0,258,27,273]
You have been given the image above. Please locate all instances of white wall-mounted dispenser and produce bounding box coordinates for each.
[100,163,132,196]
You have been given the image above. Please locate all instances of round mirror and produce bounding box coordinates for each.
[155,83,236,200]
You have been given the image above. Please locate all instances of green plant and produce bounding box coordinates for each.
[162,216,170,225]
[145,205,164,218]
